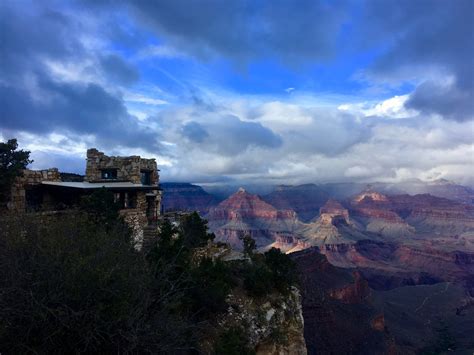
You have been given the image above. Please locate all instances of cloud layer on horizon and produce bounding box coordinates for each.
[0,0,473,185]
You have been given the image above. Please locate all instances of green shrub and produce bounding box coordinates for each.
[214,327,255,355]
[243,247,297,297]
[243,263,274,297]
[190,257,235,315]
[180,211,215,248]
[264,247,298,294]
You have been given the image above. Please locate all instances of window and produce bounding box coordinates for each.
[101,169,117,180]
[141,170,151,185]
[114,191,136,209]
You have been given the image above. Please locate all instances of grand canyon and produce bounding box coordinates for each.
[162,180,474,353]
[3,0,473,353]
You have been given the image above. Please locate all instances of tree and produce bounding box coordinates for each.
[79,188,122,230]
[264,247,298,294]
[240,235,256,259]
[179,211,215,248]
[0,138,32,207]
[0,210,199,353]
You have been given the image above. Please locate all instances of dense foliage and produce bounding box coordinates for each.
[0,193,298,353]
[0,138,32,208]
[243,247,298,298]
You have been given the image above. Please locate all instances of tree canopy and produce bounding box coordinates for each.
[0,138,32,207]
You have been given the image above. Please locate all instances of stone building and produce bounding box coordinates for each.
[7,148,162,242]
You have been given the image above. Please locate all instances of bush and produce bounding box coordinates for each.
[190,257,235,315]
[180,211,215,248]
[243,247,297,297]
[0,212,199,352]
[79,188,123,229]
[0,209,292,353]
[243,263,274,297]
[264,247,298,294]
[0,138,32,207]
[214,327,255,355]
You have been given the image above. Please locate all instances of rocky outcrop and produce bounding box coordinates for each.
[329,271,372,304]
[318,198,350,225]
[318,239,474,289]
[262,184,330,222]
[298,200,368,247]
[160,182,219,214]
[207,188,302,249]
[349,190,474,237]
[321,179,474,205]
[291,248,398,354]
[218,288,307,355]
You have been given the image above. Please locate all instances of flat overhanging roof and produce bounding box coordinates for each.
[41,181,160,191]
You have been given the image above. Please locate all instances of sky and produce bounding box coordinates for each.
[1,0,473,186]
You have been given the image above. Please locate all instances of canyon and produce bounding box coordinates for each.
[163,181,474,353]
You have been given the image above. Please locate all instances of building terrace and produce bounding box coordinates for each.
[7,148,162,241]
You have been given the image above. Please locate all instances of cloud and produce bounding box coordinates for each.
[338,95,417,119]
[358,0,474,122]
[119,0,349,63]
[0,0,159,151]
[1,0,472,186]
[100,54,140,85]
[405,80,473,122]
[180,114,283,155]
[181,121,209,143]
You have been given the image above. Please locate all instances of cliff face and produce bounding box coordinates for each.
[262,184,330,222]
[219,288,307,355]
[161,182,219,214]
[350,191,474,236]
[206,188,302,249]
[291,248,397,354]
[318,240,474,290]
[297,199,369,247]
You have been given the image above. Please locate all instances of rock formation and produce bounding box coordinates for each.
[160,182,219,214]
[206,188,302,249]
[291,248,398,354]
[262,184,330,222]
[295,199,369,249]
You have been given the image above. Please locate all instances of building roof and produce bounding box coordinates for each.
[41,181,160,190]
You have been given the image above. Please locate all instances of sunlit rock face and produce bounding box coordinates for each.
[206,188,302,249]
[350,191,474,237]
[297,199,369,247]
[318,199,350,225]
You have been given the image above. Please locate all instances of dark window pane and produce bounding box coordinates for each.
[101,169,117,179]
[141,171,151,185]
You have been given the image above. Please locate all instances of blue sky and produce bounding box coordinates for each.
[1,0,473,185]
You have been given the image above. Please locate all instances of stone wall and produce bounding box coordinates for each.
[7,149,162,246]
[120,208,147,248]
[8,168,61,211]
[85,148,159,184]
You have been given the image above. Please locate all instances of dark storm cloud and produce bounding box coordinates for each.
[181,122,209,143]
[0,2,82,81]
[0,78,158,149]
[359,0,474,121]
[0,1,156,149]
[118,0,472,121]
[122,0,348,63]
[405,81,473,122]
[100,54,140,86]
[180,115,283,156]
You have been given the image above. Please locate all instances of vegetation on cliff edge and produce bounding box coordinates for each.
[0,193,298,353]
